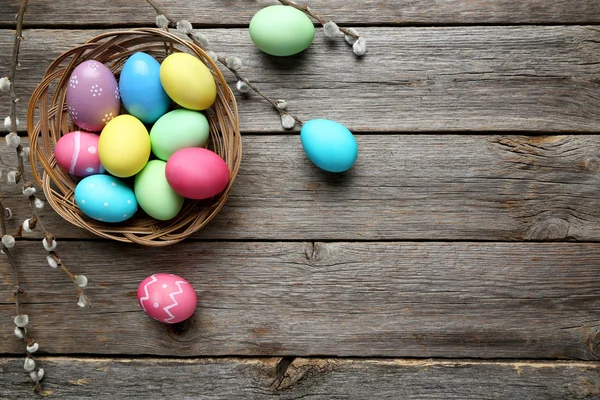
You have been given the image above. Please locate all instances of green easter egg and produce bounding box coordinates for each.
[150,109,210,161]
[249,5,315,56]
[134,160,184,221]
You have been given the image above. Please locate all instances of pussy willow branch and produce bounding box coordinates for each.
[0,200,41,393]
[144,0,303,125]
[5,0,84,300]
[277,0,360,38]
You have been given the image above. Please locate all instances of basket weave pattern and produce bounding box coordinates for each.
[26,28,242,246]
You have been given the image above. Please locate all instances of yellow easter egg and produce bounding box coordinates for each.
[159,53,217,110]
[98,115,150,178]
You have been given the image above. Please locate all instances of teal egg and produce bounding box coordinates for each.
[300,119,358,173]
[150,109,210,161]
[74,175,138,223]
[249,5,315,56]
[119,52,170,124]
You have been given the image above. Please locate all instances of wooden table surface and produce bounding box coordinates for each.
[1,0,600,398]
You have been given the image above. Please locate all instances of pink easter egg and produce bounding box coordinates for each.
[54,131,104,177]
[165,147,230,200]
[137,274,197,324]
[66,60,121,132]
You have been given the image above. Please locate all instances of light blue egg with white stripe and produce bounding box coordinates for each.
[300,119,358,173]
[74,174,138,223]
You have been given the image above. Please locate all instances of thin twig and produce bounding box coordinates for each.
[0,198,41,393]
[144,0,303,125]
[277,0,360,38]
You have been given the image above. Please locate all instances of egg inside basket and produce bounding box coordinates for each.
[26,28,242,246]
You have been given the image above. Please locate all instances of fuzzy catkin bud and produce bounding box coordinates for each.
[77,293,90,308]
[21,146,30,157]
[23,358,35,372]
[2,234,15,248]
[226,56,242,71]
[75,275,88,288]
[276,100,288,110]
[324,21,341,38]
[34,198,44,210]
[46,254,58,268]
[353,37,367,56]
[176,20,193,35]
[4,207,12,220]
[206,51,218,62]
[0,77,10,93]
[344,28,359,45]
[26,342,39,353]
[43,238,57,252]
[7,170,16,184]
[236,80,251,94]
[14,314,29,328]
[281,114,296,130]
[23,186,36,196]
[22,219,33,233]
[191,31,210,48]
[155,14,169,28]
[4,116,18,130]
[14,326,23,339]
[30,368,44,382]
[5,132,20,148]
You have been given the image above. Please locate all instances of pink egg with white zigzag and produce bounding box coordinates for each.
[54,131,104,177]
[137,274,197,324]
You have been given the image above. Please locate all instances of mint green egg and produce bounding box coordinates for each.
[249,5,315,56]
[134,160,184,221]
[150,109,210,161]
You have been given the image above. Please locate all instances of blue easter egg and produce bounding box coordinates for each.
[300,119,358,173]
[119,52,170,124]
[74,175,138,223]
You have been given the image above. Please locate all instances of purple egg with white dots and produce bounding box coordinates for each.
[74,175,137,223]
[66,60,121,132]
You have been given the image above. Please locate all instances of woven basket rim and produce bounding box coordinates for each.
[26,27,242,247]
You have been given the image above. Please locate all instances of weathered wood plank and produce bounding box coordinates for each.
[1,357,599,399]
[2,135,599,241]
[3,0,600,26]
[1,241,599,358]
[0,27,599,132]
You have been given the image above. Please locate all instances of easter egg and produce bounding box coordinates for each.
[300,119,358,173]
[150,109,210,161]
[98,115,151,178]
[119,52,171,124]
[165,147,230,200]
[160,53,216,110]
[74,174,138,223]
[66,60,120,132]
[249,5,315,56]
[137,273,197,324]
[134,160,184,221]
[54,131,104,177]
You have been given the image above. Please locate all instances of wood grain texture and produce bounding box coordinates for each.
[3,0,600,26]
[1,357,599,399]
[1,241,599,358]
[2,135,599,241]
[0,27,599,133]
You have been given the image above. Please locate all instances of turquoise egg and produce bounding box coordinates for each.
[249,5,315,56]
[74,174,138,223]
[300,119,358,173]
[119,52,170,124]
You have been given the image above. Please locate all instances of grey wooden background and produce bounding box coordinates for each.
[1,0,600,398]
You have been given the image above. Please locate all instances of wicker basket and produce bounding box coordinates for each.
[26,28,242,246]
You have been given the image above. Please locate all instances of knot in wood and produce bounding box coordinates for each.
[525,216,570,240]
[582,156,600,172]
